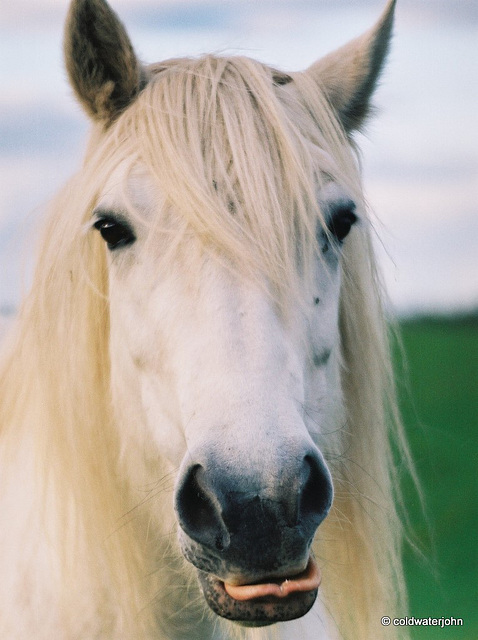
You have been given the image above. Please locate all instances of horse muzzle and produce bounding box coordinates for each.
[174,445,333,625]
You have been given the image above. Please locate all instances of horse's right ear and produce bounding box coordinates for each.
[64,0,147,123]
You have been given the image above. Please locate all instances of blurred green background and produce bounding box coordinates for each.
[397,313,478,639]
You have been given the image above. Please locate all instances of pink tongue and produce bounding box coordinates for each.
[224,557,321,601]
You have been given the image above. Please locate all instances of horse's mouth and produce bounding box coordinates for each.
[197,556,321,626]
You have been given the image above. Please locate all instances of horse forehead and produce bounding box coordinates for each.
[97,161,160,216]
[97,159,349,220]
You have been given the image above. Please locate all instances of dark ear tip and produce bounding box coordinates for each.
[306,0,396,134]
[64,0,145,123]
[64,0,104,36]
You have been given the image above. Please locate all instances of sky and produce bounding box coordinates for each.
[1,0,477,315]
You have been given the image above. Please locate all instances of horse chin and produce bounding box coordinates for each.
[196,558,320,626]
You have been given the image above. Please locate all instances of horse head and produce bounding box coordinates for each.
[63,0,396,629]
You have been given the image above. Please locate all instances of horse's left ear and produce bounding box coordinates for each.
[306,0,396,132]
[64,0,147,123]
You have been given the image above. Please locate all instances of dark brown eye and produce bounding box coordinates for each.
[328,206,357,243]
[94,218,135,250]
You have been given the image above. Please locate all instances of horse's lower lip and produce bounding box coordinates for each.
[197,557,320,625]
[224,556,321,600]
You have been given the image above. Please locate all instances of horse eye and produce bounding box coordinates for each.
[328,206,358,243]
[93,218,135,250]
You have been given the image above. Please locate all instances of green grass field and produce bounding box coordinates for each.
[396,315,478,639]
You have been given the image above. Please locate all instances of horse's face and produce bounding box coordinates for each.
[93,164,358,624]
[67,0,396,627]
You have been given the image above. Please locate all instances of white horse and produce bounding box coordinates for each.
[0,1,412,638]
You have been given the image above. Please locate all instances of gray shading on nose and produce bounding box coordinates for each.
[175,447,333,575]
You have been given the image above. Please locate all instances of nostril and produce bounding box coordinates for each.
[176,465,213,532]
[175,465,229,551]
[178,465,211,528]
[214,535,225,551]
[299,455,333,527]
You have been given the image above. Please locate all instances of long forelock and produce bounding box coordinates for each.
[108,54,362,306]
